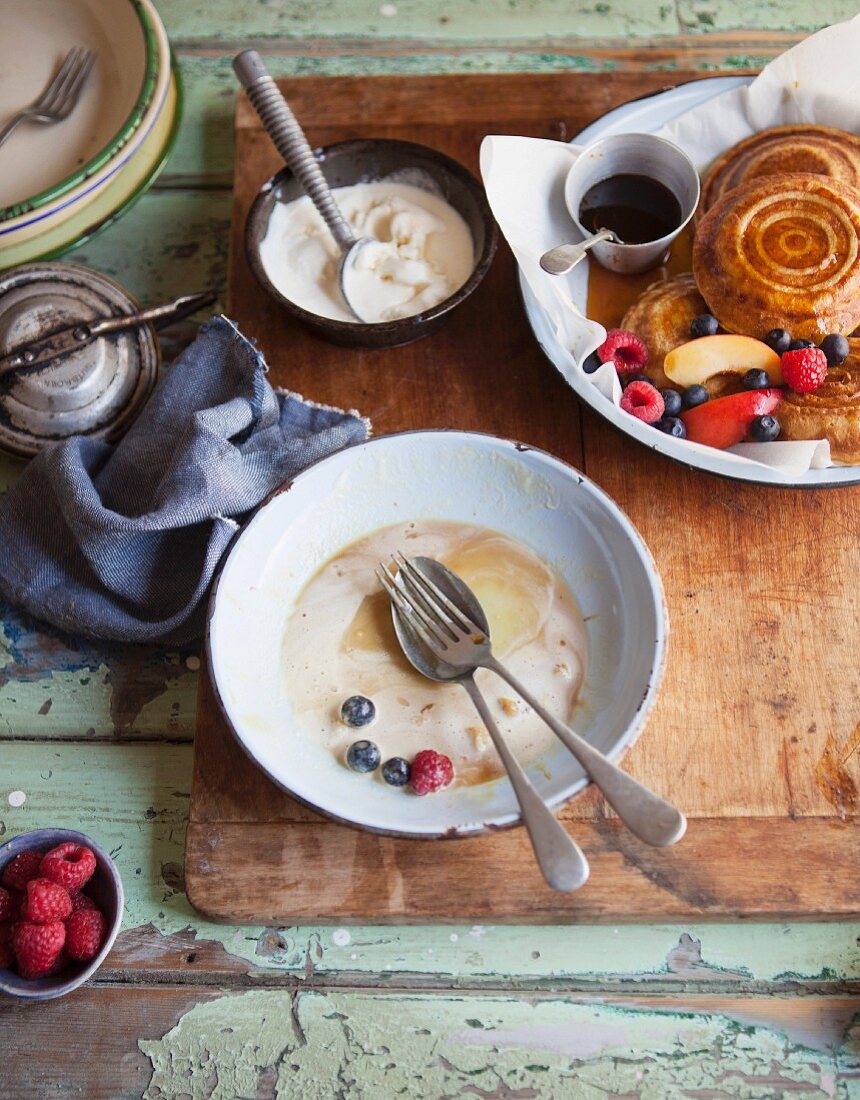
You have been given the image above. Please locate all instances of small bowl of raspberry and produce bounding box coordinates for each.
[0,828,124,1001]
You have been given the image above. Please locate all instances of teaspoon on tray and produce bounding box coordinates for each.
[377,555,591,892]
[539,229,618,275]
[380,553,687,858]
[233,50,376,323]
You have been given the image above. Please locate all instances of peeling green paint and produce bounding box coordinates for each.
[2,744,859,986]
[677,0,860,33]
[3,5,860,1090]
[158,0,675,43]
[140,989,859,1099]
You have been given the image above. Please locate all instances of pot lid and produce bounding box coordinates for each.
[0,262,159,458]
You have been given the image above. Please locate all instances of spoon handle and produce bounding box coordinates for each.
[539,229,617,276]
[233,50,355,251]
[460,677,589,892]
[484,657,686,848]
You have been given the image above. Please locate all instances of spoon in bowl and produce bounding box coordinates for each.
[386,553,686,849]
[233,50,375,322]
[377,557,590,893]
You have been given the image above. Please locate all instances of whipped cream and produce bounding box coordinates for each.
[258,179,475,323]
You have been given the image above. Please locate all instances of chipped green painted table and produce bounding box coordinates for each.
[1,2,858,1096]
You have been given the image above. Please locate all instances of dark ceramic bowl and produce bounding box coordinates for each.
[245,138,498,348]
[0,828,124,1000]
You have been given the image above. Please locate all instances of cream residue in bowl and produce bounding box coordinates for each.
[258,179,475,323]
[281,520,588,787]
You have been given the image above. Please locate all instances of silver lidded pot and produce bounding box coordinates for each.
[0,262,159,459]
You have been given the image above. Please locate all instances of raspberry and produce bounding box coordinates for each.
[0,924,13,969]
[65,908,108,962]
[597,328,649,374]
[0,887,15,922]
[69,891,98,913]
[40,842,97,891]
[22,878,72,924]
[411,749,454,795]
[780,347,827,394]
[1,850,43,891]
[45,949,71,977]
[620,380,665,424]
[11,920,66,978]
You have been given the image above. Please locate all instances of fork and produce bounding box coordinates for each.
[378,560,590,891]
[0,48,96,153]
[392,553,687,848]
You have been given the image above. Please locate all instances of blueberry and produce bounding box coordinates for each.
[381,757,411,787]
[623,371,649,386]
[749,414,781,442]
[764,328,792,355]
[346,739,381,773]
[788,338,815,352]
[690,313,718,338]
[742,368,770,390]
[659,388,682,417]
[340,695,376,728]
[656,416,687,438]
[681,384,709,409]
[582,351,602,374]
[820,333,849,366]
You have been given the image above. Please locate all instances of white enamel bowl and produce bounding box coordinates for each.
[206,431,667,838]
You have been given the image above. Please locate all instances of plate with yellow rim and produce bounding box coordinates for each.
[0,0,166,228]
[0,66,182,271]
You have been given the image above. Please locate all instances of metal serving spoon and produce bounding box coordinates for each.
[539,229,618,275]
[233,50,376,323]
[388,554,686,849]
[377,557,590,893]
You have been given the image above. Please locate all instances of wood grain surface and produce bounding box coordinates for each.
[186,71,860,924]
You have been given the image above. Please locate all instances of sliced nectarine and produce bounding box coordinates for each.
[664,335,782,388]
[681,389,782,450]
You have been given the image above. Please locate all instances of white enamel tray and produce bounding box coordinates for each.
[519,76,860,488]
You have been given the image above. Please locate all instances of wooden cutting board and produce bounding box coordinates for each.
[185,72,860,924]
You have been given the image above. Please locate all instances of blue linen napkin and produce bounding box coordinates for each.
[0,316,369,644]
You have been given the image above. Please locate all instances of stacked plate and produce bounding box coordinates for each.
[0,0,181,269]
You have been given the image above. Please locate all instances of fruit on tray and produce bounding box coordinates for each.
[681,388,782,449]
[596,328,649,373]
[780,347,828,394]
[664,334,783,388]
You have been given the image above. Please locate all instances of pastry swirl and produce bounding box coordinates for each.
[693,173,860,341]
[620,273,708,389]
[700,124,860,217]
[779,338,860,462]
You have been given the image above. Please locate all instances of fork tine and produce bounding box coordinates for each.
[53,49,95,118]
[66,51,95,108]
[382,565,451,649]
[38,48,84,113]
[394,553,479,634]
[391,556,460,642]
[376,565,449,651]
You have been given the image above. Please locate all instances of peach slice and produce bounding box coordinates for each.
[664,334,783,388]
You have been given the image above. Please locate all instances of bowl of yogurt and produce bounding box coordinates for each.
[244,139,498,348]
[206,430,668,838]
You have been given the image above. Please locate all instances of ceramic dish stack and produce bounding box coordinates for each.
[0,0,181,269]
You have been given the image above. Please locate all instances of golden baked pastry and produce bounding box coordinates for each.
[700,124,860,217]
[693,173,860,342]
[779,338,860,462]
[620,273,707,390]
